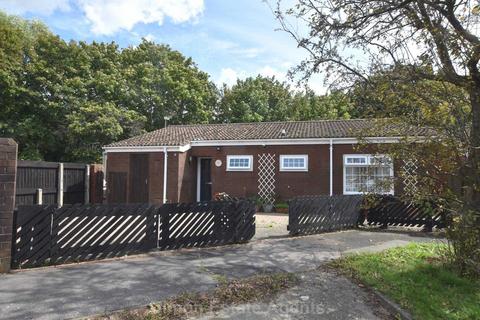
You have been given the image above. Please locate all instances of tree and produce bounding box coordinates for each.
[292,89,353,120]
[120,41,218,131]
[217,76,294,123]
[275,0,480,275]
[275,0,479,197]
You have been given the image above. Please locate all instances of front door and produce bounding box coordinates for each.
[199,158,212,201]
[129,154,149,203]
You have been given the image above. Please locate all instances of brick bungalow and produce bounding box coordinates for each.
[103,119,427,204]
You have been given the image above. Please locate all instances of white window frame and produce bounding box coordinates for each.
[226,155,253,171]
[343,154,394,195]
[279,155,309,172]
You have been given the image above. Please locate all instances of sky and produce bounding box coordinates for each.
[0,0,326,93]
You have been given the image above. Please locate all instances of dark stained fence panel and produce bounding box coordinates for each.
[63,164,86,205]
[159,200,256,250]
[15,160,89,206]
[11,205,56,268]
[11,200,255,269]
[16,161,58,205]
[288,195,363,236]
[50,204,158,264]
[365,196,446,229]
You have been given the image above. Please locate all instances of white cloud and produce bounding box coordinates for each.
[217,68,246,87]
[258,65,286,81]
[0,0,205,35]
[79,0,204,35]
[144,33,156,41]
[0,0,71,15]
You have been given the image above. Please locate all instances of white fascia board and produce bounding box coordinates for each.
[103,144,191,153]
[190,137,408,146]
[103,136,425,152]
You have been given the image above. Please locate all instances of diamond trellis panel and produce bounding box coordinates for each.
[257,153,276,205]
[402,159,419,196]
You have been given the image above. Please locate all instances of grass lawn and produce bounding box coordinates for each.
[332,242,480,320]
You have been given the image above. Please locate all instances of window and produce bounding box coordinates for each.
[280,155,308,171]
[227,155,253,171]
[343,154,393,195]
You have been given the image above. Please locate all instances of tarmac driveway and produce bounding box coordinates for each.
[0,230,441,320]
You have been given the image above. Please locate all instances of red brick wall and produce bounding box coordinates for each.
[106,143,403,204]
[106,151,196,204]
[0,138,17,273]
[191,145,331,201]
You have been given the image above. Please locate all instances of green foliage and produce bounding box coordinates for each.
[0,13,217,162]
[333,243,480,320]
[217,76,353,123]
[217,76,294,123]
[0,12,357,162]
[447,212,480,278]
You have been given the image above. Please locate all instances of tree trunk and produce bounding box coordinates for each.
[468,82,480,206]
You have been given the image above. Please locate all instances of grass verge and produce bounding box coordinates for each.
[94,272,299,320]
[331,242,480,320]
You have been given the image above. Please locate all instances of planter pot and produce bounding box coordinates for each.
[275,207,288,214]
[263,204,274,213]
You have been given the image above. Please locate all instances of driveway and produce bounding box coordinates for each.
[0,230,440,320]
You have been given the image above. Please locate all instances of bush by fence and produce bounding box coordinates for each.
[288,195,363,235]
[11,200,255,269]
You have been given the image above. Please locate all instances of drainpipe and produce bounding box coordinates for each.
[329,139,333,196]
[102,151,107,202]
[163,147,168,204]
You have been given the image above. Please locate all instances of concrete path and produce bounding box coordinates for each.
[254,212,289,240]
[0,230,440,320]
[194,270,390,320]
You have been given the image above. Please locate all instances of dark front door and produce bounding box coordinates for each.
[129,154,149,203]
[199,158,212,201]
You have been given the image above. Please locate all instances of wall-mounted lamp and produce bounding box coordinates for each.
[216,147,221,151]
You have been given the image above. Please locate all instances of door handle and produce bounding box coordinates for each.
[206,182,212,185]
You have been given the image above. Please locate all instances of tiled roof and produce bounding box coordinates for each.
[105,119,430,147]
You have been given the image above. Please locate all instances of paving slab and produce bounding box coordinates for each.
[0,230,441,320]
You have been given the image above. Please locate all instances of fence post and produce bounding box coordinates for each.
[0,138,17,273]
[287,199,298,235]
[84,164,90,204]
[158,205,170,249]
[57,163,64,207]
[36,188,43,205]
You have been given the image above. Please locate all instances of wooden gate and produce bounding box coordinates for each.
[288,195,363,235]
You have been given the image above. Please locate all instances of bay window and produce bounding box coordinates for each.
[343,154,394,195]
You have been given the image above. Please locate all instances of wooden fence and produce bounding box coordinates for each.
[11,200,255,269]
[288,195,363,236]
[15,160,103,206]
[364,196,446,230]
[159,200,255,249]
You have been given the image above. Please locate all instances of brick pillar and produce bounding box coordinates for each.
[0,138,17,273]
